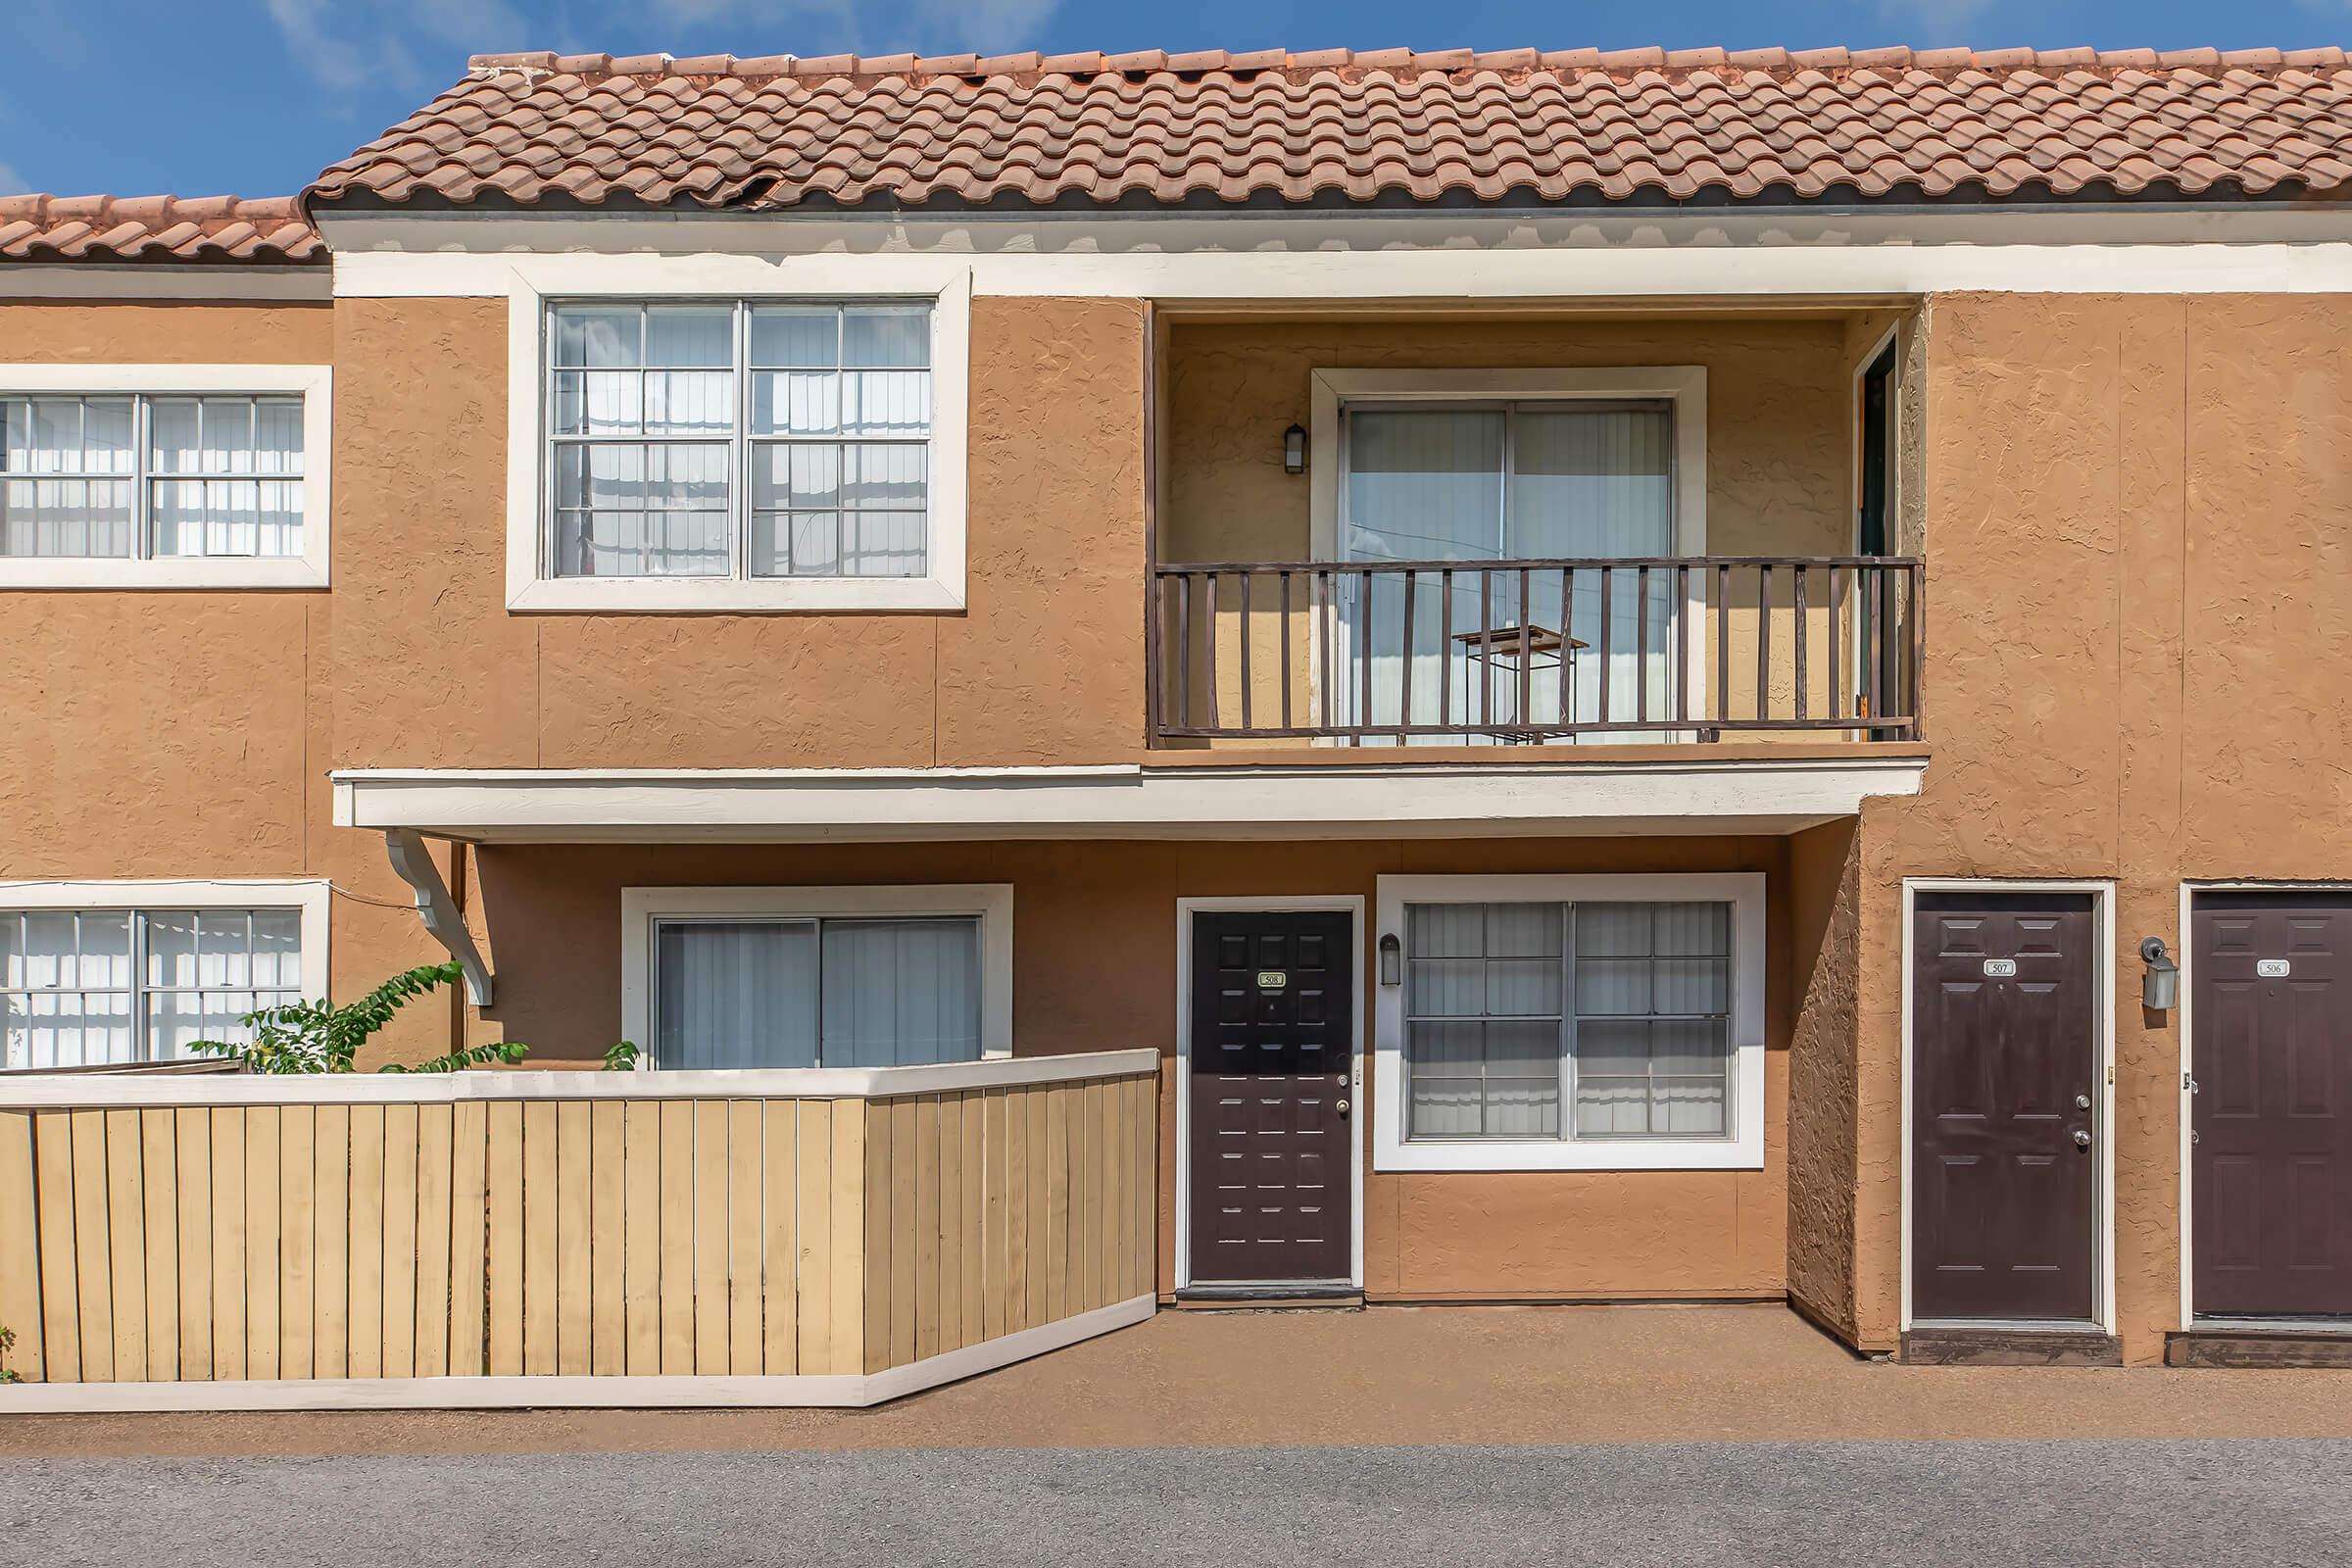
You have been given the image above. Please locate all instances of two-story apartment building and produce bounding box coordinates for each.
[5,46,2352,1385]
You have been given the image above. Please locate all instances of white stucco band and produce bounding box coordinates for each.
[330,757,1926,843]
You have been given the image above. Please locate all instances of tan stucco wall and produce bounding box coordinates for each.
[461,834,1802,1303]
[1848,292,2352,1364]
[1783,817,1861,1340]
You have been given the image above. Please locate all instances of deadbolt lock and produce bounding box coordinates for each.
[2074,1094,2092,1111]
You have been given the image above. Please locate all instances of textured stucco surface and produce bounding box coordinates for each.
[1784,818,1861,1340]
[1849,292,2352,1364]
[464,833,1802,1302]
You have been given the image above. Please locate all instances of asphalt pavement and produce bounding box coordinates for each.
[9,1438,2351,1567]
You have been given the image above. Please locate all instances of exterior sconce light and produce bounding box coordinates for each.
[2139,937,2180,1011]
[1379,932,1401,987]
[1283,422,1307,474]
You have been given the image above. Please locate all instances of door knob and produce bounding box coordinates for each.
[1336,1099,1350,1117]
[2072,1129,2092,1148]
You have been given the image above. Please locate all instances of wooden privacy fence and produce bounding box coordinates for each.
[0,1050,1159,1407]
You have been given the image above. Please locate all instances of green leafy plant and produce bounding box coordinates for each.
[0,1325,21,1384]
[602,1039,641,1072]
[187,961,530,1075]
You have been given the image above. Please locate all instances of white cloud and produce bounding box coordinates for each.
[267,0,534,94]
[0,159,27,197]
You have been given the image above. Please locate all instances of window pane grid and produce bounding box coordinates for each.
[547,300,932,582]
[1403,898,1735,1145]
[2,907,301,1069]
[1,395,304,562]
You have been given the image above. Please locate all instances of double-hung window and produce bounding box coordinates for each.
[2,904,308,1069]
[0,367,332,589]
[1374,873,1763,1172]
[546,301,933,582]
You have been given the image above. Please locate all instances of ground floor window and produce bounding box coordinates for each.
[623,884,1013,1071]
[1375,872,1764,1172]
[1,886,324,1069]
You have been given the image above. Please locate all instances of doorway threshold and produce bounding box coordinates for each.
[1174,1284,1363,1311]
[1900,1322,2121,1367]
[2167,1320,2352,1368]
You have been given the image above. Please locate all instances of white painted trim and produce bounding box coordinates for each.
[0,266,328,303]
[0,364,333,590]
[619,883,1015,1067]
[1370,871,1766,1173]
[0,1292,1153,1410]
[0,876,329,1005]
[2173,878,2352,1328]
[321,210,2352,299]
[331,757,1927,843]
[501,261,970,613]
[0,1046,1155,1107]
[1173,895,1366,1293]
[1898,878,2117,1337]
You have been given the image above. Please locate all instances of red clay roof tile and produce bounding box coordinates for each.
[0,195,322,264]
[300,46,2352,213]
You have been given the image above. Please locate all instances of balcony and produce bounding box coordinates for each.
[1149,555,1922,749]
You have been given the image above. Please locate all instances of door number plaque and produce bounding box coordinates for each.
[2257,958,2291,978]
[1256,970,1289,990]
[1982,958,2018,977]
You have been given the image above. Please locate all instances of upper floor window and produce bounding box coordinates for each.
[546,301,933,582]
[0,366,332,591]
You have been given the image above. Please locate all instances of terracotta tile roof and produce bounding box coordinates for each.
[0,195,324,264]
[305,45,2352,213]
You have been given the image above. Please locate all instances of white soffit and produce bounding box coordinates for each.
[331,759,1927,843]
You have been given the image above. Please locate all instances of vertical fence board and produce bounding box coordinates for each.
[935,1094,963,1355]
[761,1099,798,1376]
[888,1098,919,1370]
[1134,1077,1157,1298]
[958,1091,984,1350]
[172,1107,211,1382]
[793,1100,829,1377]
[481,1101,519,1379]
[1005,1088,1033,1336]
[449,1101,488,1378]
[691,1100,730,1375]
[587,1100,625,1378]
[825,1099,863,1377]
[726,1099,763,1375]
[982,1090,1008,1345]
[33,1113,78,1382]
[275,1107,314,1381]
[622,1100,662,1376]
[554,1100,592,1378]
[518,1100,557,1378]
[912,1095,941,1363]
[378,1102,418,1380]
[1098,1079,1120,1309]
[1078,1081,1104,1313]
[241,1106,279,1381]
[138,1108,177,1381]
[413,1102,454,1379]
[658,1100,695,1376]
[102,1109,146,1380]
[861,1099,892,1375]
[310,1104,347,1380]
[207,1108,244,1382]
[347,1104,386,1379]
[68,1110,113,1382]
[1044,1087,1070,1325]
[0,1111,45,1382]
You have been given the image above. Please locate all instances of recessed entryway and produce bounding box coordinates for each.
[1177,903,1361,1295]
[1904,885,2111,1343]
[2187,890,2352,1323]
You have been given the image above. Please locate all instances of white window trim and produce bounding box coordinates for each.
[0,364,332,590]
[619,883,1013,1069]
[503,258,971,613]
[0,878,332,1067]
[1372,871,1764,1172]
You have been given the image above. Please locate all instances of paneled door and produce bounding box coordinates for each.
[1910,892,2099,1322]
[1186,910,1353,1287]
[2192,893,2352,1318]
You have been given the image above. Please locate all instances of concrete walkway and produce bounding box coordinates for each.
[7,1304,2351,1457]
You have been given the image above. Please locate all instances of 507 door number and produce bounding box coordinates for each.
[1982,958,2018,977]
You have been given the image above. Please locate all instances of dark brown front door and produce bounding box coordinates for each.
[2192,893,2352,1319]
[1187,910,1352,1287]
[1910,892,2098,1321]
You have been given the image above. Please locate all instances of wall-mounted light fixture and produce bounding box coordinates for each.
[1378,931,1401,987]
[2138,936,2180,1011]
[1283,422,1307,475]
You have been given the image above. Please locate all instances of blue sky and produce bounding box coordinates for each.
[4,0,2346,198]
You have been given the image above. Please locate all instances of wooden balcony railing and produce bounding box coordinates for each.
[1149,556,1923,746]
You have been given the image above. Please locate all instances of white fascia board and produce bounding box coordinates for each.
[329,758,1926,842]
[324,207,2352,300]
[0,265,329,302]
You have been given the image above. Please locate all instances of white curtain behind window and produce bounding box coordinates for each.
[654,914,981,1069]
[820,917,982,1067]
[656,920,818,1070]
